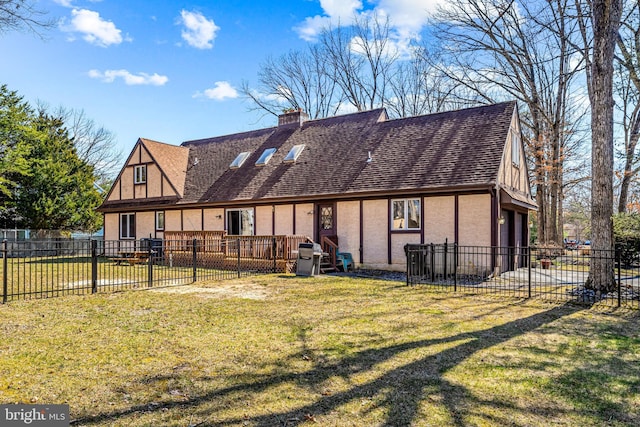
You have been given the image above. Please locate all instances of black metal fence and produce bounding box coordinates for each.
[405,243,640,309]
[1,238,285,303]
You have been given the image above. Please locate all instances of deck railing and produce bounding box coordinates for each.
[163,231,311,261]
[164,231,226,252]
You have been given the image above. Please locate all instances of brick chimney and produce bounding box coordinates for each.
[278,108,309,127]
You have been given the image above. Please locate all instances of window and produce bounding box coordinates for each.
[321,206,333,230]
[283,144,305,163]
[134,165,146,184]
[255,148,276,166]
[226,208,254,235]
[391,199,421,230]
[120,213,135,239]
[511,129,520,167]
[230,151,250,169]
[155,211,165,231]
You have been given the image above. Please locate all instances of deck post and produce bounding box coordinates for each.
[272,237,277,273]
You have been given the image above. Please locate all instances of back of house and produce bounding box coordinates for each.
[98,102,536,271]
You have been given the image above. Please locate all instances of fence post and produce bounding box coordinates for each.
[429,243,435,283]
[453,243,458,292]
[2,239,7,304]
[527,246,532,299]
[148,240,154,288]
[272,237,277,273]
[443,239,448,279]
[192,238,197,283]
[237,238,241,278]
[91,239,98,294]
[616,246,621,308]
[405,244,410,286]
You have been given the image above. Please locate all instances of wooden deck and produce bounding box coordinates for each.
[163,232,311,273]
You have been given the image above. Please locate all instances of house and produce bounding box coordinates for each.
[97,102,536,271]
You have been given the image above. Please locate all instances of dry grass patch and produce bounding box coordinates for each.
[0,274,638,426]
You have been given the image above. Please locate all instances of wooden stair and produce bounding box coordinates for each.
[320,235,339,273]
[320,253,338,273]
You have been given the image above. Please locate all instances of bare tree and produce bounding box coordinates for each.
[243,14,467,121]
[37,103,123,180]
[0,0,55,35]
[614,1,640,213]
[319,14,398,112]
[241,45,343,119]
[614,59,640,213]
[385,48,473,117]
[431,0,586,245]
[575,0,623,293]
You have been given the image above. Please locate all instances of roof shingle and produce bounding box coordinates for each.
[179,102,516,204]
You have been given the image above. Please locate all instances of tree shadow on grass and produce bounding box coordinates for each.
[72,304,586,426]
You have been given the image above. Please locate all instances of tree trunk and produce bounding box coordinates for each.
[618,131,639,213]
[587,0,622,294]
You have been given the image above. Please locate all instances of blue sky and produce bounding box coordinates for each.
[0,0,439,164]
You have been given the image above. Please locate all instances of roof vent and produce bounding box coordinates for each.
[367,151,373,163]
[278,108,309,127]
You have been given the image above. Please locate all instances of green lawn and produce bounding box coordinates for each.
[1,274,638,426]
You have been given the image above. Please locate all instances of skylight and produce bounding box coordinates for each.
[283,144,305,163]
[255,148,276,166]
[230,151,250,169]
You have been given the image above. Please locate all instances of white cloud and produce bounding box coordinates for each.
[53,0,74,7]
[88,69,169,86]
[179,10,219,49]
[376,0,442,37]
[295,0,445,46]
[295,15,333,42]
[320,0,363,20]
[294,0,361,41]
[63,9,125,47]
[194,81,239,100]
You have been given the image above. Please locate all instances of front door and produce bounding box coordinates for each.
[317,203,336,244]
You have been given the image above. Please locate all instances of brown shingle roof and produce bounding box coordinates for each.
[140,138,190,197]
[178,102,516,204]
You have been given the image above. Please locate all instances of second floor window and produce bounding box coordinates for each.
[134,165,146,184]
